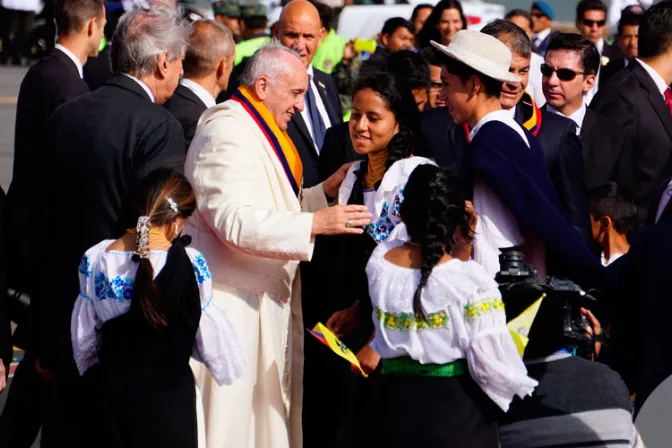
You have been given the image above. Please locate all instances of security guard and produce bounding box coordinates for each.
[310,2,347,74]
[234,3,271,67]
[213,0,242,43]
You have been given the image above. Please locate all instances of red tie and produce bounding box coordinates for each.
[665,87,672,115]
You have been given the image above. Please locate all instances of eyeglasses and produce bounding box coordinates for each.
[540,63,585,81]
[582,19,606,27]
[430,81,443,89]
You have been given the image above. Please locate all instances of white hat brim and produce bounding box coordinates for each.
[430,40,521,84]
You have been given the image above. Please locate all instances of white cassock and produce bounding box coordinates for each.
[184,99,328,448]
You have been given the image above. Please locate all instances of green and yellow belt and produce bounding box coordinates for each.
[381,357,467,378]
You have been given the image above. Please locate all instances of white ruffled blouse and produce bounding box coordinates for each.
[367,239,538,412]
[71,239,245,386]
[338,157,437,243]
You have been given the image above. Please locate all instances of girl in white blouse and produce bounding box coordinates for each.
[70,169,244,448]
[367,164,536,447]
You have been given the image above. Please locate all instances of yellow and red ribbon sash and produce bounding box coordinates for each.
[463,92,543,144]
[232,85,303,196]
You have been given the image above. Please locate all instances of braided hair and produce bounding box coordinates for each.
[352,72,421,169]
[131,168,197,328]
[400,165,472,320]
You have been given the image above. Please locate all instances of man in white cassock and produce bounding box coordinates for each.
[184,41,371,448]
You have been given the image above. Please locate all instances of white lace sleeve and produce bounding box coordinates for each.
[71,253,101,376]
[189,250,245,386]
[461,286,537,412]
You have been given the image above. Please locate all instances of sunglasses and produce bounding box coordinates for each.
[541,63,585,81]
[430,81,443,89]
[582,19,606,27]
[531,12,547,18]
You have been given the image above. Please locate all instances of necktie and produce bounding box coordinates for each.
[306,77,326,150]
[665,87,672,116]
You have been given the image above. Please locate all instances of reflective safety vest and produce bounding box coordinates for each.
[312,29,347,75]
[234,35,271,66]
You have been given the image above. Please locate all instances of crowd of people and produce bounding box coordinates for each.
[0,0,670,446]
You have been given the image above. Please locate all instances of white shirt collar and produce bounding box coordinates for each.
[54,44,83,79]
[307,64,314,79]
[179,78,216,108]
[469,109,529,147]
[636,58,670,98]
[122,73,155,103]
[546,102,586,134]
[601,252,624,267]
[533,28,551,44]
[595,38,605,55]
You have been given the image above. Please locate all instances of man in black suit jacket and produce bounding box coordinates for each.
[29,7,188,446]
[165,19,236,151]
[575,0,625,97]
[598,12,641,88]
[274,0,342,188]
[591,2,672,227]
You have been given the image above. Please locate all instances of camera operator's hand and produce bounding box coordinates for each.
[580,307,603,358]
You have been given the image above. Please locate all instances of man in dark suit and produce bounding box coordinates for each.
[165,19,235,151]
[83,5,125,91]
[28,7,188,446]
[599,11,641,87]
[531,1,554,55]
[575,0,625,102]
[542,32,625,190]
[591,1,672,227]
[274,0,342,189]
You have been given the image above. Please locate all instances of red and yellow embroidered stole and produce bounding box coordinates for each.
[463,93,543,143]
[232,85,303,196]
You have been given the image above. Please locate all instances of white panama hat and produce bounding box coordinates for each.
[431,30,521,84]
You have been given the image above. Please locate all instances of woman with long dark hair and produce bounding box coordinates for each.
[367,164,537,446]
[71,168,244,448]
[416,0,468,49]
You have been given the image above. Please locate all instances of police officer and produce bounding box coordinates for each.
[234,3,271,67]
[212,0,242,43]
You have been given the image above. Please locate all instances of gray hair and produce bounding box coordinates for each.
[183,19,234,78]
[481,19,532,59]
[111,4,191,76]
[240,40,303,87]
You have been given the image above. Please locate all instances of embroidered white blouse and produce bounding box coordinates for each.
[338,157,437,243]
[71,239,245,386]
[367,239,538,412]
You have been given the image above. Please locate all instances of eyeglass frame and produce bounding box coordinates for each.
[540,63,587,81]
[581,18,606,27]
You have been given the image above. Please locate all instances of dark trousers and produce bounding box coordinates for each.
[1,8,35,64]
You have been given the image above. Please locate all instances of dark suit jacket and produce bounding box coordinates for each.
[4,48,88,294]
[533,32,551,56]
[318,121,365,181]
[599,43,626,88]
[418,106,591,244]
[83,45,113,91]
[32,74,185,374]
[0,187,12,378]
[164,83,208,152]
[288,68,343,188]
[607,219,672,414]
[581,107,626,189]
[521,106,592,244]
[591,60,672,226]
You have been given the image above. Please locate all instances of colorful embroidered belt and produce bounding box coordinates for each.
[381,357,467,378]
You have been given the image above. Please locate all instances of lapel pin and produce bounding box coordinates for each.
[318,81,326,89]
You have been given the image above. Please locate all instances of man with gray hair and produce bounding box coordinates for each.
[29,7,189,445]
[186,40,370,448]
[165,19,236,151]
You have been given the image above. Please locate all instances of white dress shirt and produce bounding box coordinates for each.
[601,252,625,267]
[300,65,332,154]
[180,78,216,108]
[469,110,546,279]
[532,28,551,52]
[1,0,41,11]
[54,44,84,79]
[527,52,546,107]
[546,102,586,136]
[585,39,605,106]
[122,73,155,103]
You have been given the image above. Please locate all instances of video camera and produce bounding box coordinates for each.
[495,246,599,359]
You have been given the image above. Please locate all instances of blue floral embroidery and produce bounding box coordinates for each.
[366,189,405,244]
[78,255,91,278]
[193,254,212,284]
[94,272,135,303]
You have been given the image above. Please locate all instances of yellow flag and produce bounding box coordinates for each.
[507,294,546,357]
[307,322,369,378]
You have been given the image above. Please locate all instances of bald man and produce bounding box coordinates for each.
[274,0,342,188]
[164,19,235,151]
